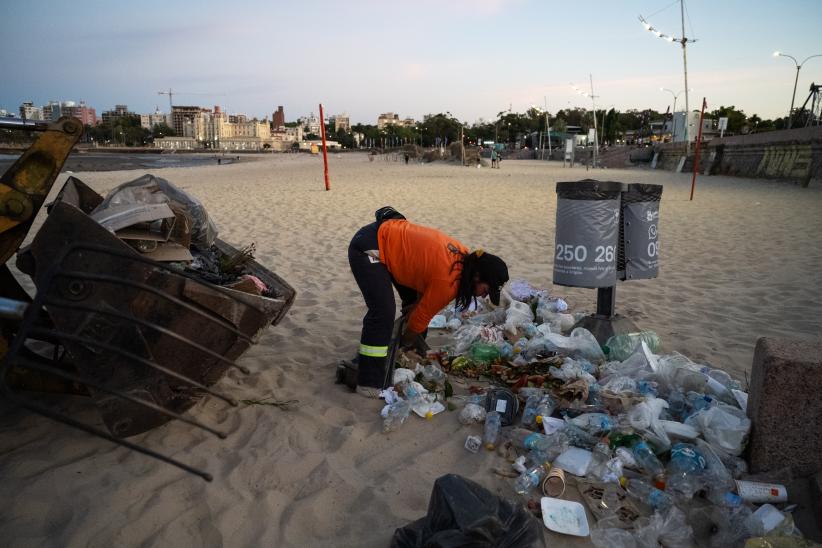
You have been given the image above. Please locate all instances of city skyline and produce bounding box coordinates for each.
[2,0,821,124]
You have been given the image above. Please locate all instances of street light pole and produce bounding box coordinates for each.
[773,52,822,128]
[680,0,690,152]
[590,74,599,167]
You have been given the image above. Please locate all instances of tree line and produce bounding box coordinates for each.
[324,106,790,149]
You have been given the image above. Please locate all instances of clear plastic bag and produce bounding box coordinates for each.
[548,358,598,385]
[458,403,486,425]
[685,403,751,456]
[93,174,218,250]
[550,328,605,361]
[591,527,638,548]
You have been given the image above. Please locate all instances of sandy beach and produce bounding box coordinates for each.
[1,153,821,547]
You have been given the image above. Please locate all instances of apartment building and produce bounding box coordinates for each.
[101,104,135,125]
[19,101,43,120]
[140,107,170,130]
[332,113,350,133]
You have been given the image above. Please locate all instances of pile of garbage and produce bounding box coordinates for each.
[379,279,814,547]
[87,174,273,297]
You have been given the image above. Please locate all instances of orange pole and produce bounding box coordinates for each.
[319,103,330,191]
[689,97,707,201]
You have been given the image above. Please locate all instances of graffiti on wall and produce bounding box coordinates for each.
[756,144,812,179]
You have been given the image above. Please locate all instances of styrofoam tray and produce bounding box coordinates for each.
[540,497,590,537]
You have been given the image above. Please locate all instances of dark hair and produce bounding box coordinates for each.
[453,251,481,310]
[452,249,509,309]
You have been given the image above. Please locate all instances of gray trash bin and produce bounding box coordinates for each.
[553,180,626,288]
[619,183,663,281]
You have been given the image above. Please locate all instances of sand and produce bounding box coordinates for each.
[1,153,821,547]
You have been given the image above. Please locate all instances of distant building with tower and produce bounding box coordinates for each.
[273,106,285,130]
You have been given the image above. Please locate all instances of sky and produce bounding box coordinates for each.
[2,0,821,124]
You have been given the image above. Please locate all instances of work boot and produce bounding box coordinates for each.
[356,354,387,390]
[354,385,382,399]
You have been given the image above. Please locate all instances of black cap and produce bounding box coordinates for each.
[475,252,509,305]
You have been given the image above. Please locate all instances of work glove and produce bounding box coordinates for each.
[400,328,419,349]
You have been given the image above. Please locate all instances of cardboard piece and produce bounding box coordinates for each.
[140,242,193,262]
[90,203,175,233]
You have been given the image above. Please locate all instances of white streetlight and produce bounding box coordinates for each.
[660,87,692,142]
[773,51,822,128]
[571,77,600,166]
[639,1,696,151]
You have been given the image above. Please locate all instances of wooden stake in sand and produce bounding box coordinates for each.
[319,103,331,191]
[690,97,707,201]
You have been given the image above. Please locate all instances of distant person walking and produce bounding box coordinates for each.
[491,149,498,168]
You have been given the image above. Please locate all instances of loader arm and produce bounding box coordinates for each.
[0,117,84,264]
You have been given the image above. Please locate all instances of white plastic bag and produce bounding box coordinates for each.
[685,403,751,456]
[503,300,533,336]
[627,398,671,452]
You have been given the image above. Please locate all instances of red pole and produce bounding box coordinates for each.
[689,97,707,201]
[318,103,331,191]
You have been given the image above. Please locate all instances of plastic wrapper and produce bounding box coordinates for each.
[93,173,218,250]
[548,358,597,385]
[599,350,655,386]
[591,527,639,548]
[466,307,506,326]
[458,403,486,425]
[504,300,534,336]
[452,325,482,354]
[634,507,695,548]
[685,403,751,456]
[428,315,447,329]
[553,447,593,476]
[391,474,544,548]
[535,295,569,319]
[508,279,545,301]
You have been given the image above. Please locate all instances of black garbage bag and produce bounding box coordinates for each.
[391,474,545,548]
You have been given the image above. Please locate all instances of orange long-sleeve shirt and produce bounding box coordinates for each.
[377,219,468,333]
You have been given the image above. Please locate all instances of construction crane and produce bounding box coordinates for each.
[157,89,225,113]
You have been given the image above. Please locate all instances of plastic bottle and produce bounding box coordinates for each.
[620,477,674,512]
[483,411,501,450]
[568,413,615,435]
[469,342,501,364]
[534,395,557,423]
[666,442,707,498]
[507,428,569,460]
[608,431,642,449]
[419,363,446,383]
[561,422,599,449]
[586,442,613,481]
[514,463,548,495]
[605,331,662,361]
[382,399,412,432]
[586,383,603,406]
[521,394,543,427]
[499,341,514,360]
[630,440,666,486]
